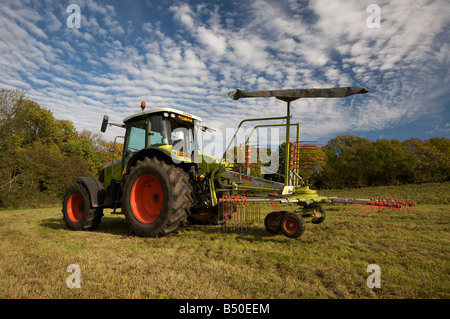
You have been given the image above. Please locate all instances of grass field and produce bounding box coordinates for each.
[0,183,448,299]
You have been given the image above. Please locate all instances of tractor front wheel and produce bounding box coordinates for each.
[122,156,193,238]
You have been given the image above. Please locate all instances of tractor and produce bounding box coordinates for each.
[62,87,413,238]
[61,100,238,238]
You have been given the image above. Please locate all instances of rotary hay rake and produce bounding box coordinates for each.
[212,87,416,238]
[217,189,416,237]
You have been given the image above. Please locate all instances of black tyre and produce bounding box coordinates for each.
[122,156,193,238]
[280,212,305,238]
[264,211,283,234]
[311,206,326,224]
[62,182,103,230]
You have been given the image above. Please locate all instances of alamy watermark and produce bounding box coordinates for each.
[366,264,381,288]
[66,4,81,29]
[170,126,280,174]
[66,264,81,288]
[367,4,381,29]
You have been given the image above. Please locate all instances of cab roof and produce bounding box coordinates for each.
[123,107,202,124]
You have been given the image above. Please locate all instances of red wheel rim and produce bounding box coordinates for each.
[283,217,299,234]
[131,174,163,224]
[67,193,84,222]
[267,217,280,231]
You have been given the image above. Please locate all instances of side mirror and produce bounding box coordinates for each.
[101,115,109,133]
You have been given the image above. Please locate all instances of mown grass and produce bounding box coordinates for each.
[317,182,450,204]
[0,183,448,299]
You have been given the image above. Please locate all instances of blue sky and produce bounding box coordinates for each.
[0,0,449,150]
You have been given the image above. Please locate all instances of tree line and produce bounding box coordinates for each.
[317,134,450,188]
[270,134,449,189]
[0,89,122,208]
[0,89,448,208]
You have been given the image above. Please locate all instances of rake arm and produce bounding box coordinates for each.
[330,197,416,215]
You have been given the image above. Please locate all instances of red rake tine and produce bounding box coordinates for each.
[360,206,381,216]
[368,207,384,216]
[343,203,360,214]
[353,204,371,215]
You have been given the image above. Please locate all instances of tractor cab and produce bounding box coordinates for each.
[99,103,203,192]
[121,106,202,165]
[101,102,202,165]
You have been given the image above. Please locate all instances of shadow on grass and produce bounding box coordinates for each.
[182,223,291,242]
[40,215,130,236]
[41,216,290,241]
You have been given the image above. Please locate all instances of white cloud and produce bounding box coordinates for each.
[171,3,195,30]
[427,123,450,135]
[197,26,227,55]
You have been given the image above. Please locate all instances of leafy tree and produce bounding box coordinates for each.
[78,129,123,171]
[320,134,373,188]
[12,99,62,147]
[0,89,26,150]
[403,137,450,183]
[370,139,417,185]
[0,89,103,207]
[55,119,78,145]
[296,143,327,185]
[61,138,101,176]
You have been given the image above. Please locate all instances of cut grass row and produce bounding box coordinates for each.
[317,182,450,204]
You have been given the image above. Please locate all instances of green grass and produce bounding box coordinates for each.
[0,183,449,299]
[317,182,450,204]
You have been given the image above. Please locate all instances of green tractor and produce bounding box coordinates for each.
[62,87,370,238]
[62,101,234,237]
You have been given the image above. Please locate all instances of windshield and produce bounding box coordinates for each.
[123,114,196,163]
[167,117,195,156]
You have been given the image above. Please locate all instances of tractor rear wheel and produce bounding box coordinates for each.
[62,182,103,230]
[122,156,193,238]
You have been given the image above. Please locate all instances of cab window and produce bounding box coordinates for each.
[124,119,146,163]
[148,115,170,146]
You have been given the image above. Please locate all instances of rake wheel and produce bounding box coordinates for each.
[280,212,305,238]
[311,205,326,224]
[264,211,284,234]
